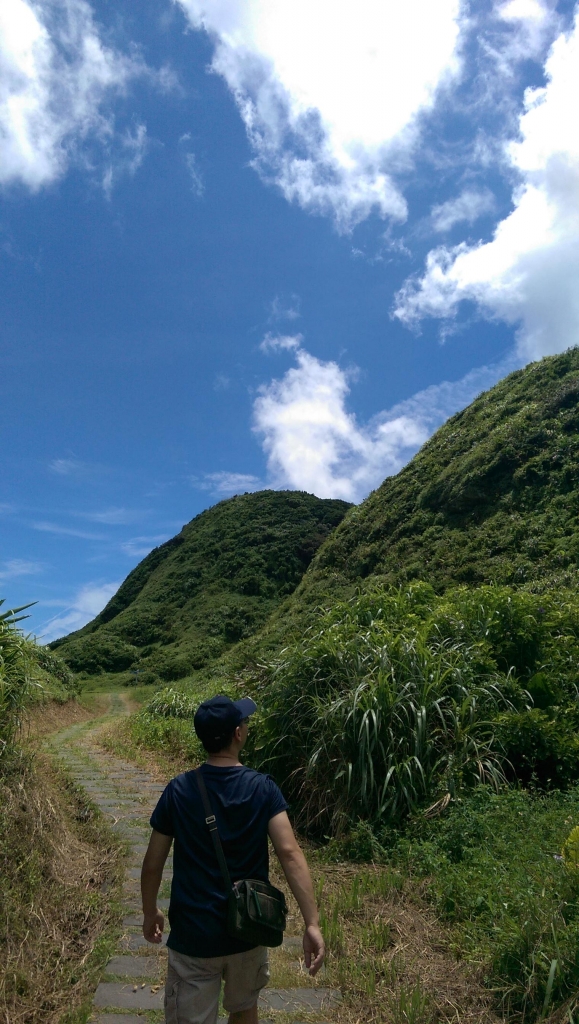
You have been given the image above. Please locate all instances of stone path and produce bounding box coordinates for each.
[47,694,340,1023]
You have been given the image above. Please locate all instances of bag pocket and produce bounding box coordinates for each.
[227,880,286,947]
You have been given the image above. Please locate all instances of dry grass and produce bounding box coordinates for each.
[0,752,123,1024]
[267,858,501,1024]
[24,693,109,741]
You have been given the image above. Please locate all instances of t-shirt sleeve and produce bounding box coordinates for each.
[265,775,289,820]
[150,782,174,836]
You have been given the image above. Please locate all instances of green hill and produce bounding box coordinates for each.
[51,490,350,681]
[271,348,579,623]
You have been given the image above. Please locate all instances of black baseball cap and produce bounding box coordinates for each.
[194,694,257,743]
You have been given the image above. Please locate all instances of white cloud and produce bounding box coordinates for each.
[494,0,559,63]
[39,579,120,641]
[184,151,204,195]
[260,332,303,354]
[102,122,148,198]
[395,10,579,361]
[198,472,262,496]
[32,520,104,540]
[0,558,44,581]
[269,294,301,322]
[431,188,496,231]
[253,347,518,502]
[49,457,84,474]
[121,534,169,558]
[0,0,148,190]
[176,0,463,230]
[79,506,145,525]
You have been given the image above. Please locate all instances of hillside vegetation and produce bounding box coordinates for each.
[277,348,579,619]
[51,490,350,682]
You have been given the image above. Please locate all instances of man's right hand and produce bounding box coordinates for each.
[303,924,325,976]
[143,909,165,944]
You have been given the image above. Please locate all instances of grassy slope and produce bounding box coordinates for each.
[51,490,350,682]
[219,349,579,671]
[309,349,579,592]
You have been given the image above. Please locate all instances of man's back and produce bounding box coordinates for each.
[150,764,288,957]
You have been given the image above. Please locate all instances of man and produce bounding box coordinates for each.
[141,694,325,1024]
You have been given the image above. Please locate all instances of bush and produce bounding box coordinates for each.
[0,603,39,758]
[30,646,80,695]
[250,582,579,833]
[143,687,197,718]
[128,713,203,765]
[395,786,579,1020]
[497,708,579,788]
[60,633,138,674]
[251,585,512,833]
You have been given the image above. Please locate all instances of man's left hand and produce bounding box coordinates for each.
[143,909,164,943]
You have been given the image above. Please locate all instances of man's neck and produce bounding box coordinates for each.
[206,749,242,766]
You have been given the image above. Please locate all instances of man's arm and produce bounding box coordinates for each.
[268,811,325,976]
[141,829,173,943]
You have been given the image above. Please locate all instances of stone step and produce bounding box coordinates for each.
[126,844,151,858]
[92,1014,273,1024]
[92,1015,153,1024]
[93,981,164,1010]
[110,823,149,839]
[122,915,144,928]
[104,955,164,978]
[94,979,339,1014]
[127,854,172,869]
[122,898,170,914]
[120,932,168,950]
[126,866,171,881]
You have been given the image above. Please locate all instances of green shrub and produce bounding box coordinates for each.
[61,633,138,674]
[128,713,203,764]
[497,708,579,788]
[30,646,79,695]
[394,786,579,1019]
[143,687,197,718]
[0,603,39,758]
[249,582,579,833]
[251,585,513,833]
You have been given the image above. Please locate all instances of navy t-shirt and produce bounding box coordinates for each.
[150,764,288,957]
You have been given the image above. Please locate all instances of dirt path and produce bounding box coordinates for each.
[46,693,340,1024]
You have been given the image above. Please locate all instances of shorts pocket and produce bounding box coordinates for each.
[164,979,179,1024]
[256,960,270,991]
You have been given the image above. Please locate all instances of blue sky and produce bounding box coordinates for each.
[1,0,578,639]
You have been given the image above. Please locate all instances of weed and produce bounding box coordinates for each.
[389,980,433,1024]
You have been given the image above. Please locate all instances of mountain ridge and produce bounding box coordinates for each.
[51,490,351,680]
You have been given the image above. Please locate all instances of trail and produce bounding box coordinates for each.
[46,692,340,1024]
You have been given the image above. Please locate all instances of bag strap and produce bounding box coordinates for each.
[195,767,234,893]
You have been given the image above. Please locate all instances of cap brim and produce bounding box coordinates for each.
[234,697,257,718]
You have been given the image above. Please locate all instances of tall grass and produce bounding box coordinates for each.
[252,586,514,832]
[1,601,81,762]
[0,602,37,759]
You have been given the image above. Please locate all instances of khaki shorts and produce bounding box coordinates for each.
[164,945,269,1024]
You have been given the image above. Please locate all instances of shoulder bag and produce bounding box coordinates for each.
[195,767,287,948]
